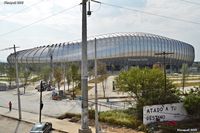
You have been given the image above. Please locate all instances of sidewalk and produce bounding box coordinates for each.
[0,106,95,133]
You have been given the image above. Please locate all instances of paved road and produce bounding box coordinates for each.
[0,86,82,117]
[0,75,130,117]
[0,115,62,133]
[0,106,95,133]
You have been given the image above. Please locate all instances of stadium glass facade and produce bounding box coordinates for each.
[7,32,195,68]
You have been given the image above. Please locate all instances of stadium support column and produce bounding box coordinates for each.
[79,0,92,133]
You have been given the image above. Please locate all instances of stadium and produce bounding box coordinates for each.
[7,32,195,70]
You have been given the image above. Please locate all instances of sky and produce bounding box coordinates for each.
[0,0,200,62]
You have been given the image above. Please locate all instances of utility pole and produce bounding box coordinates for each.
[14,45,22,120]
[155,52,174,92]
[0,45,22,120]
[48,47,53,86]
[63,63,66,94]
[79,0,91,133]
[39,81,43,123]
[94,38,99,133]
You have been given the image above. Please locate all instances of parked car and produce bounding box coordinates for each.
[46,86,55,91]
[30,122,52,133]
[35,82,49,92]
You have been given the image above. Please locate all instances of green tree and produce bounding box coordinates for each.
[97,62,107,98]
[71,64,80,99]
[6,65,16,89]
[21,66,31,94]
[0,63,6,75]
[111,64,115,74]
[88,65,94,80]
[40,65,51,82]
[66,66,72,91]
[54,66,62,91]
[115,67,180,119]
[184,90,200,118]
[181,63,189,93]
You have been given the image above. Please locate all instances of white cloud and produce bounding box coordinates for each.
[0,0,200,62]
[88,0,200,60]
[0,0,81,25]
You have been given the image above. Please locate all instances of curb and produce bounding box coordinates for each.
[0,114,68,133]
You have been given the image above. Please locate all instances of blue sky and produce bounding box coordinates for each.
[0,0,200,62]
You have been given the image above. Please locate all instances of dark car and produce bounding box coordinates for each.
[30,122,52,133]
[35,82,49,92]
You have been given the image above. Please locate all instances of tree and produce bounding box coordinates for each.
[111,64,115,74]
[88,65,94,80]
[0,63,6,75]
[66,67,72,91]
[184,89,200,118]
[71,64,80,99]
[6,65,16,89]
[96,61,107,98]
[181,63,189,93]
[54,66,62,91]
[21,66,31,94]
[40,65,51,82]
[115,67,180,119]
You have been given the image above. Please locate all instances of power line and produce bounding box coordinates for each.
[0,4,80,37]
[0,0,44,21]
[180,0,200,6]
[91,0,200,25]
[82,97,192,118]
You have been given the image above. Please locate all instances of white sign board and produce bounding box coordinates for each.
[143,103,188,125]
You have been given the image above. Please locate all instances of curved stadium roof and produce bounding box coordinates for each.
[7,32,195,67]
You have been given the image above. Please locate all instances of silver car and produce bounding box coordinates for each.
[30,122,52,133]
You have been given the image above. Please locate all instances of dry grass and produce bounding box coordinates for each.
[173,82,200,87]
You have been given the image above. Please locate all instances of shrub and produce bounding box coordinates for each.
[88,109,95,119]
[57,112,80,119]
[99,110,141,128]
[183,90,200,118]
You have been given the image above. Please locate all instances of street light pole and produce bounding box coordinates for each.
[79,0,91,133]
[39,81,43,123]
[163,53,166,91]
[50,53,53,85]
[14,44,22,120]
[63,63,66,93]
[94,38,99,133]
[48,47,53,86]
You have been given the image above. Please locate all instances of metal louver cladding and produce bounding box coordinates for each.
[7,32,195,67]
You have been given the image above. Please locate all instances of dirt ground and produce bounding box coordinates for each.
[101,125,144,133]
[87,120,144,133]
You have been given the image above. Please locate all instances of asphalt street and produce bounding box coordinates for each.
[0,115,63,133]
[0,76,129,117]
